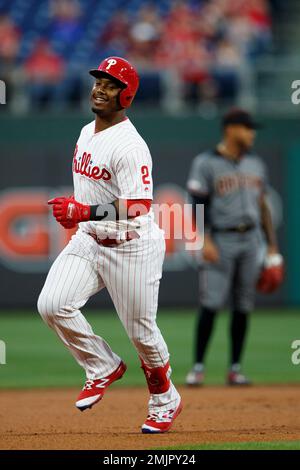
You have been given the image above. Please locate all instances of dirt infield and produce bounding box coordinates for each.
[0,385,299,449]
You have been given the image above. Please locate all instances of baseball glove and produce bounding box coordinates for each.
[256,253,284,294]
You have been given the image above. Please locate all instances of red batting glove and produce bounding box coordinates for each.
[48,196,91,229]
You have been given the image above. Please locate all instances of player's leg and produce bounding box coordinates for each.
[100,227,181,433]
[100,230,169,367]
[186,234,234,386]
[185,304,217,386]
[37,232,122,381]
[228,231,261,385]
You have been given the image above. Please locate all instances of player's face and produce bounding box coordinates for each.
[91,77,123,115]
[229,125,256,151]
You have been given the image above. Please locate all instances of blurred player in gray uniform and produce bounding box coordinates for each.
[186,108,281,386]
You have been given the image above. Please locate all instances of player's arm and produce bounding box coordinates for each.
[189,192,219,263]
[258,192,284,292]
[48,196,151,229]
[259,192,278,254]
[187,157,212,232]
[91,198,151,220]
[187,156,219,262]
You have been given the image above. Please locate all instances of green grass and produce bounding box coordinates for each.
[155,441,300,450]
[0,309,299,388]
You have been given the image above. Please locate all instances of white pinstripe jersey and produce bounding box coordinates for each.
[73,118,154,237]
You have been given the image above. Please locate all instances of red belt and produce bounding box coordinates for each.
[88,231,140,247]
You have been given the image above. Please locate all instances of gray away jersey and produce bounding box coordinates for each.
[187,149,268,229]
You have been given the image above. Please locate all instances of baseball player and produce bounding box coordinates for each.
[185,108,283,386]
[37,56,182,433]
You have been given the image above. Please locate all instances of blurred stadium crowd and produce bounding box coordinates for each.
[0,0,280,112]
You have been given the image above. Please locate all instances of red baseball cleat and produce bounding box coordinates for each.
[76,361,127,411]
[227,370,251,386]
[185,365,205,386]
[141,384,183,433]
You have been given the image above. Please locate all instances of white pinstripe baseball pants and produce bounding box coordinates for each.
[37,225,169,379]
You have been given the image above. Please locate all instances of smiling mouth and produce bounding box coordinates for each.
[93,96,108,104]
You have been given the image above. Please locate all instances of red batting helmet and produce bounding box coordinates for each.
[89,56,139,108]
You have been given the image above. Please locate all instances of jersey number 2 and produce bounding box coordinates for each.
[141,165,150,185]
